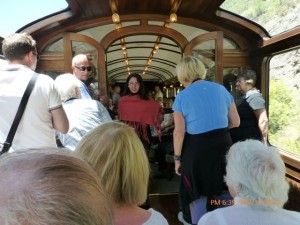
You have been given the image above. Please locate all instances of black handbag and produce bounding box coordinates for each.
[0,73,38,155]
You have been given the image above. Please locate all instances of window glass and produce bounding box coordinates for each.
[221,0,300,36]
[192,41,216,82]
[269,49,300,155]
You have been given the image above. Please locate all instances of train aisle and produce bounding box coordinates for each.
[149,162,182,225]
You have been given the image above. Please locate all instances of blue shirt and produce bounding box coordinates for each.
[79,81,92,99]
[172,81,233,134]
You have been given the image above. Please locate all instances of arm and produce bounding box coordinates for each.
[228,102,240,128]
[254,108,268,143]
[51,107,69,134]
[173,111,185,175]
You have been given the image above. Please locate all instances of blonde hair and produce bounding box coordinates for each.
[175,55,207,84]
[55,73,81,101]
[76,121,150,205]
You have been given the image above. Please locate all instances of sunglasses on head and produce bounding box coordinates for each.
[75,66,92,72]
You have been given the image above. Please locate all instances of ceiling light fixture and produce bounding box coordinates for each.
[170,13,177,22]
[112,13,120,23]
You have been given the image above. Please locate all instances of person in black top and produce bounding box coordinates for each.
[230,69,268,144]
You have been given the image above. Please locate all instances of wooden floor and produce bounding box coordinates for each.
[148,162,182,224]
[150,193,182,225]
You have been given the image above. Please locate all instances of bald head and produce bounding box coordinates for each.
[0,148,113,225]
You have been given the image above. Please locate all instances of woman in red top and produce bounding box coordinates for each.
[118,73,162,151]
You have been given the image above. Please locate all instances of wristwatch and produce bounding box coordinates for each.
[173,154,181,161]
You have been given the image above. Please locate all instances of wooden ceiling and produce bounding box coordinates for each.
[12,0,271,84]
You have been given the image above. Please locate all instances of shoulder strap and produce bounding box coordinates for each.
[1,73,38,154]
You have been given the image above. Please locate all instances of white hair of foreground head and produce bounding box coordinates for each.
[225,139,289,210]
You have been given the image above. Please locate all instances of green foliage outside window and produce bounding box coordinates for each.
[269,79,300,154]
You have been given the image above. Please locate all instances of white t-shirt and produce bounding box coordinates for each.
[0,64,62,151]
[143,208,169,225]
[198,203,300,225]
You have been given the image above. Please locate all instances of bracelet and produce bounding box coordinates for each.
[173,154,181,161]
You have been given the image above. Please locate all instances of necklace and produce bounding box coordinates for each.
[192,78,202,83]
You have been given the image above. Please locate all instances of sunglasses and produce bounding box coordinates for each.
[75,66,92,72]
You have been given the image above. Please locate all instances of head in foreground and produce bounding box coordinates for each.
[0,148,113,225]
[225,139,289,210]
[76,121,150,206]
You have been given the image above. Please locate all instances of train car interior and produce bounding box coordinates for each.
[1,0,299,224]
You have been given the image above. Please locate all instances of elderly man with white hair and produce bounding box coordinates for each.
[55,73,111,150]
[198,139,300,225]
[72,54,93,99]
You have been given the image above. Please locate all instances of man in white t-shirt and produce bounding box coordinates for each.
[0,33,69,151]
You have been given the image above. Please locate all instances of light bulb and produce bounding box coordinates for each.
[170,13,177,22]
[112,13,120,23]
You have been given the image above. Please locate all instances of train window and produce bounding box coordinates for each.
[45,39,63,52]
[221,0,300,36]
[269,48,300,156]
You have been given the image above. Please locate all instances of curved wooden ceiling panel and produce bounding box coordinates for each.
[11,0,270,84]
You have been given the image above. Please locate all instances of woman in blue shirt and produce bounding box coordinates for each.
[172,56,240,224]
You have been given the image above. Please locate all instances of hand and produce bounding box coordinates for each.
[99,95,109,107]
[175,160,181,176]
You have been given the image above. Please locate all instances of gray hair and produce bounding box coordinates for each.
[55,73,81,101]
[175,55,207,84]
[72,54,89,66]
[2,33,37,61]
[225,140,289,210]
[0,148,113,225]
[237,69,257,86]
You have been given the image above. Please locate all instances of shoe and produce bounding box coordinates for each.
[178,211,191,225]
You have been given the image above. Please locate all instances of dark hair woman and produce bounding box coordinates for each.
[118,73,163,150]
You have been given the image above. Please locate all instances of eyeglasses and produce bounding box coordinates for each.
[236,80,246,84]
[75,66,92,72]
[128,82,140,86]
[32,51,40,61]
